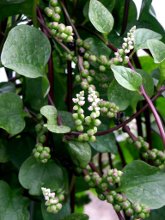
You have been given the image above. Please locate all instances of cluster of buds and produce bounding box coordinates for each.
[45,0,74,42]
[84,166,150,219]
[142,148,165,167]
[128,136,149,151]
[111,26,136,65]
[76,39,90,56]
[33,144,51,163]
[41,187,64,214]
[98,100,119,118]
[72,86,101,142]
[33,116,51,163]
[105,191,150,219]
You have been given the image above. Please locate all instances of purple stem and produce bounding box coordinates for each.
[128,61,165,146]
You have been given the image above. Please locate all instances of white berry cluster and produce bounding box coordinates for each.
[45,0,74,42]
[41,187,64,214]
[98,99,119,118]
[72,85,101,142]
[111,26,136,64]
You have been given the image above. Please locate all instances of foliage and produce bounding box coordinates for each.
[0,0,165,220]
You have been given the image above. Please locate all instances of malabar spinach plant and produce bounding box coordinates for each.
[0,0,165,219]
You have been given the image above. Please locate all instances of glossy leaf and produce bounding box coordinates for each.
[40,105,71,134]
[111,65,142,91]
[120,160,165,209]
[0,82,15,94]
[0,92,25,135]
[89,0,114,33]
[19,157,65,195]
[1,25,51,78]
[84,37,111,57]
[67,141,91,168]
[0,0,34,21]
[134,28,162,50]
[147,39,165,63]
[90,133,117,154]
[0,180,29,220]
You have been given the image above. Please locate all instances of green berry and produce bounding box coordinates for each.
[45,7,53,17]
[125,208,134,216]
[50,0,58,7]
[106,195,114,203]
[54,6,61,14]
[98,193,106,201]
[99,65,106,72]
[89,55,97,62]
[89,135,96,142]
[114,204,121,212]
[52,13,60,22]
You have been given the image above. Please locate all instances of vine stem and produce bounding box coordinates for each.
[123,125,138,142]
[128,61,165,146]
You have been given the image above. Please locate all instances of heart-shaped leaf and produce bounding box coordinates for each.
[120,160,165,209]
[111,65,142,91]
[0,180,29,220]
[19,157,65,195]
[0,92,25,135]
[147,39,165,63]
[89,0,114,33]
[1,25,51,78]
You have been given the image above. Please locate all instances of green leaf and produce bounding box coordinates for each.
[0,0,34,21]
[0,82,15,94]
[111,65,142,91]
[120,160,165,209]
[147,39,165,63]
[40,105,71,134]
[90,133,117,154]
[108,80,134,110]
[62,213,89,220]
[19,157,65,195]
[88,0,114,33]
[0,180,29,220]
[159,60,165,86]
[67,141,91,169]
[23,77,49,111]
[40,105,57,125]
[134,28,162,50]
[1,25,51,78]
[0,92,25,135]
[84,37,111,57]
[146,206,165,220]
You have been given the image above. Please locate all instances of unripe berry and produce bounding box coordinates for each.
[50,0,58,7]
[138,212,146,219]
[75,119,82,126]
[99,65,106,72]
[94,119,101,126]
[54,6,61,14]
[58,194,65,202]
[76,39,83,46]
[89,135,96,142]
[76,125,84,132]
[84,175,91,182]
[36,145,44,152]
[114,204,121,212]
[98,193,106,201]
[35,124,42,133]
[125,208,134,216]
[106,195,114,203]
[58,23,66,32]
[45,7,53,17]
[66,36,74,42]
[83,61,90,69]
[38,135,46,143]
[52,13,60,22]
[56,203,62,211]
[89,55,97,62]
